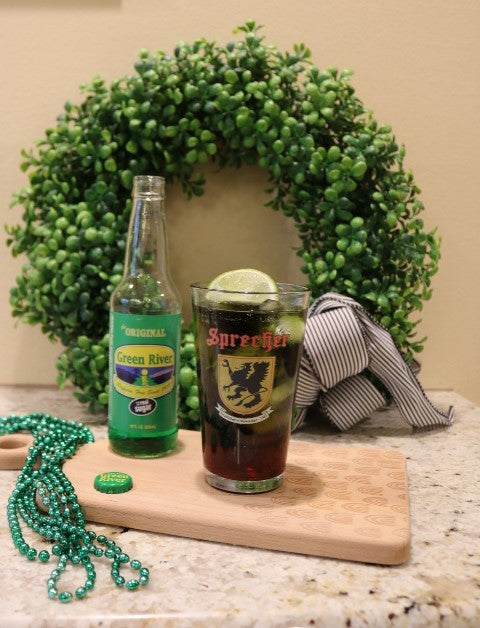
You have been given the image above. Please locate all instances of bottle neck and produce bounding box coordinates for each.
[123,194,169,280]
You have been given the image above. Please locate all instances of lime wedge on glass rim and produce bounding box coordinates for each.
[207,268,278,304]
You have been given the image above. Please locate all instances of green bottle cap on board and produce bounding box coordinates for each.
[94,471,133,494]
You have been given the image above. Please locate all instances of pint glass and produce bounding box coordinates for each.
[191,282,309,493]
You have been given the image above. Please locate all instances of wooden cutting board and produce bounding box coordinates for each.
[58,430,410,565]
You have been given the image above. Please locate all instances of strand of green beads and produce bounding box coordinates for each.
[1,413,150,602]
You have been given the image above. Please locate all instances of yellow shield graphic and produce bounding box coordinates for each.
[218,355,276,415]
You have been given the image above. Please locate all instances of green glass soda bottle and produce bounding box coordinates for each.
[108,175,181,457]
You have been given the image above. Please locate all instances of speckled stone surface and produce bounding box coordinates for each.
[0,386,479,627]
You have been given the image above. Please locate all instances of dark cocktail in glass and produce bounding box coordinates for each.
[191,274,309,493]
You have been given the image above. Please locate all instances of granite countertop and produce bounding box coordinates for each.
[0,386,479,627]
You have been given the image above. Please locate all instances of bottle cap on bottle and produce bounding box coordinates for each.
[94,471,133,494]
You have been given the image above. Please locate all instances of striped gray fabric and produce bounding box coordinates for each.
[293,292,454,431]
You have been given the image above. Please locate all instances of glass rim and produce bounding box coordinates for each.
[133,174,165,185]
[190,281,310,296]
[132,175,165,198]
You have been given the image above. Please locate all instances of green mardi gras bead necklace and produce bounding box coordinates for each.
[1,412,150,602]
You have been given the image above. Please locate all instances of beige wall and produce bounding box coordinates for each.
[1,0,479,404]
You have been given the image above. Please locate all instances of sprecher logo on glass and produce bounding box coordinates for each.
[109,312,181,436]
[217,355,275,424]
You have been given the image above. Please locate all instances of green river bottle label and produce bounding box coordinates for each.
[108,312,181,437]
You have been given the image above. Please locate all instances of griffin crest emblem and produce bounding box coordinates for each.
[218,355,275,415]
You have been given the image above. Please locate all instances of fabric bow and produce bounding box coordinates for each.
[293,292,454,431]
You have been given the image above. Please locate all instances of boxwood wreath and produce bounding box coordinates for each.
[7,22,440,428]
